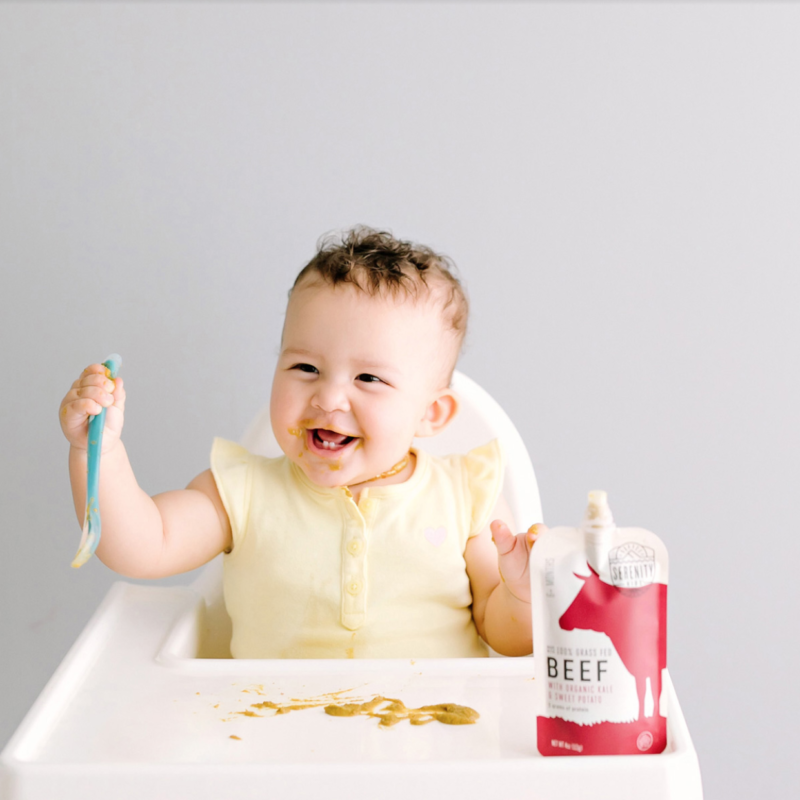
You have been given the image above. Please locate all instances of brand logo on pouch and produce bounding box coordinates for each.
[608,543,656,588]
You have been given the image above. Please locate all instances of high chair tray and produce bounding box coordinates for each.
[1,583,703,800]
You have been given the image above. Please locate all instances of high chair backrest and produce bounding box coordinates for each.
[191,370,542,657]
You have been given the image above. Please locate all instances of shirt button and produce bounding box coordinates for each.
[347,580,363,596]
[347,539,364,556]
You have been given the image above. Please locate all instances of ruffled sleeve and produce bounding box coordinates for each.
[210,437,253,551]
[461,438,504,537]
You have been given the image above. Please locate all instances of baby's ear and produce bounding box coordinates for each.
[416,389,460,438]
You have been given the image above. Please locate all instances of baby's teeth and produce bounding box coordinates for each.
[314,433,348,450]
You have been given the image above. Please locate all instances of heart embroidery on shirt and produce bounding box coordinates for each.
[424,526,447,547]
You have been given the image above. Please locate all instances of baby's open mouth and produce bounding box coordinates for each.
[309,428,357,452]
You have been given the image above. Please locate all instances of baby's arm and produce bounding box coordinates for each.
[465,495,544,657]
[61,364,231,578]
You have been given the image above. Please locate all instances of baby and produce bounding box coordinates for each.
[60,227,540,658]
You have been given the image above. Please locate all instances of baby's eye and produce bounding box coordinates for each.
[292,363,319,374]
[356,373,383,384]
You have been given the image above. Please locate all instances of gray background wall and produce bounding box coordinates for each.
[1,2,798,797]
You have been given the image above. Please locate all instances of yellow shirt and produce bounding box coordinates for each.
[210,437,503,659]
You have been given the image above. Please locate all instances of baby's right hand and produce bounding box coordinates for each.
[59,364,126,453]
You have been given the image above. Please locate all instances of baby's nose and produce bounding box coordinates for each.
[311,379,351,413]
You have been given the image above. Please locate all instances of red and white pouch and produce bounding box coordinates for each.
[530,491,668,756]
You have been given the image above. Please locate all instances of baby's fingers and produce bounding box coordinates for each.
[490,520,529,571]
[110,376,125,410]
[75,382,116,410]
[71,363,109,388]
[103,377,126,434]
[59,365,126,450]
[490,519,516,555]
[526,523,547,549]
[68,395,105,417]
[491,519,532,599]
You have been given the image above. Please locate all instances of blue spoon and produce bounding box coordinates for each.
[71,354,122,568]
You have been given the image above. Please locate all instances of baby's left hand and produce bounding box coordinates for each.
[489,521,548,604]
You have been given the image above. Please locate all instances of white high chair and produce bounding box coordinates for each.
[0,372,703,800]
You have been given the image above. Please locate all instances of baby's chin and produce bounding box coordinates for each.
[287,453,356,488]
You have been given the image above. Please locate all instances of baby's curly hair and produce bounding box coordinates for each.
[291,226,469,354]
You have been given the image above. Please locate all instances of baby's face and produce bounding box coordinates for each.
[271,280,454,489]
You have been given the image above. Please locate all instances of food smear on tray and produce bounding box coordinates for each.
[222,687,479,728]
[324,696,479,726]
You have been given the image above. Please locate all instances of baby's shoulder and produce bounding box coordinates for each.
[421,439,503,499]
[421,439,503,537]
[424,438,503,475]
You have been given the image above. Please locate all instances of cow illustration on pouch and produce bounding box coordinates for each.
[559,563,667,723]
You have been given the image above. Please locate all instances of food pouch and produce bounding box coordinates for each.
[531,491,668,756]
